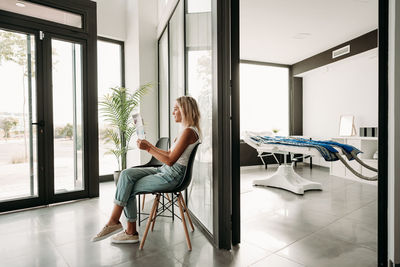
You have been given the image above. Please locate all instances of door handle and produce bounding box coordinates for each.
[32,120,45,127]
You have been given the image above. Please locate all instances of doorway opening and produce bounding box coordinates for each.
[231,1,388,266]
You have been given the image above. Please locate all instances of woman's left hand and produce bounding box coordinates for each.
[137,139,151,151]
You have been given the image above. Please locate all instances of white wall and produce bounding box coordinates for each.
[94,0,126,41]
[125,0,158,166]
[94,0,158,166]
[388,0,400,264]
[302,48,378,138]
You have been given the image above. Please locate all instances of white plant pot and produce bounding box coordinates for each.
[113,171,121,186]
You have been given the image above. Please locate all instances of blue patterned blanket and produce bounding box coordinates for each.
[249,136,362,162]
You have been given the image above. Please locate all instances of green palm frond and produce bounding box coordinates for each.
[99,84,151,171]
[103,128,120,146]
[124,126,136,148]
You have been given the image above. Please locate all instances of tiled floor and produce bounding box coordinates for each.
[0,164,377,267]
[241,165,377,267]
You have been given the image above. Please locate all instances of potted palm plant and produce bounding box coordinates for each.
[99,84,151,185]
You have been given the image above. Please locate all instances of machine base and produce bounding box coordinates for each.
[253,165,323,195]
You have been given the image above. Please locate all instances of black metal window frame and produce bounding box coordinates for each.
[97,36,125,183]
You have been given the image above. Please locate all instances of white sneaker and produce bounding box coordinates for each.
[111,231,140,244]
[92,223,123,242]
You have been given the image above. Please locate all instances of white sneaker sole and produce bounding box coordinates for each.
[92,227,123,242]
[111,238,140,244]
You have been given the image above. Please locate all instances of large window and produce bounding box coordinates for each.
[97,38,124,176]
[158,28,169,138]
[157,1,184,143]
[240,63,289,136]
[186,0,213,233]
[169,1,185,141]
[157,0,214,233]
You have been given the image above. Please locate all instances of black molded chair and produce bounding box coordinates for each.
[132,137,169,168]
[139,143,200,251]
[131,137,169,225]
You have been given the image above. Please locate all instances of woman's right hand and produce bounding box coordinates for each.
[137,139,151,152]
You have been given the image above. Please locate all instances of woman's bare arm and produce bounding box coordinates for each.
[149,145,170,157]
[138,128,197,166]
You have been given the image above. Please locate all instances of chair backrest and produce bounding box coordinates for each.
[173,143,200,192]
[148,137,169,166]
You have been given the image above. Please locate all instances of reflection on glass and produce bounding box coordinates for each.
[159,28,169,139]
[97,40,122,175]
[240,64,289,136]
[169,1,185,141]
[52,39,84,193]
[186,0,213,233]
[0,29,38,202]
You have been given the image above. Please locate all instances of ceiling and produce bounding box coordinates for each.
[240,0,378,65]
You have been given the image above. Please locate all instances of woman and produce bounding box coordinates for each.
[92,96,201,244]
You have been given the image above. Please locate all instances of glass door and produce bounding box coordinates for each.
[0,28,89,211]
[0,0,97,213]
[45,35,87,201]
[0,27,44,210]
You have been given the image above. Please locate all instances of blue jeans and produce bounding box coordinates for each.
[114,163,186,222]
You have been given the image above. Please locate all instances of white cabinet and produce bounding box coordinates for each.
[329,137,378,184]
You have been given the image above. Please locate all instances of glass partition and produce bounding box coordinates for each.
[157,0,214,234]
[159,28,169,138]
[186,0,213,233]
[169,1,185,142]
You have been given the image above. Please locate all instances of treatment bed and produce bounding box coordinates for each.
[243,132,378,195]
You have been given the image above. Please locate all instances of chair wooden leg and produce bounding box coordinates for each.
[165,193,171,202]
[151,194,161,231]
[177,193,192,251]
[179,193,194,232]
[141,194,146,211]
[139,194,160,250]
[137,195,141,226]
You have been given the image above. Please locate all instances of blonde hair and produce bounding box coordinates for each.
[176,96,201,137]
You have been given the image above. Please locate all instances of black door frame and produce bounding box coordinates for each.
[212,0,234,249]
[0,0,98,212]
[231,0,240,246]
[229,1,389,266]
[377,0,389,266]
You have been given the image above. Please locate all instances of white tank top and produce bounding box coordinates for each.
[170,126,201,166]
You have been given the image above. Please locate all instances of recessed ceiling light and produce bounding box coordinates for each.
[293,33,311,40]
[16,1,26,7]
